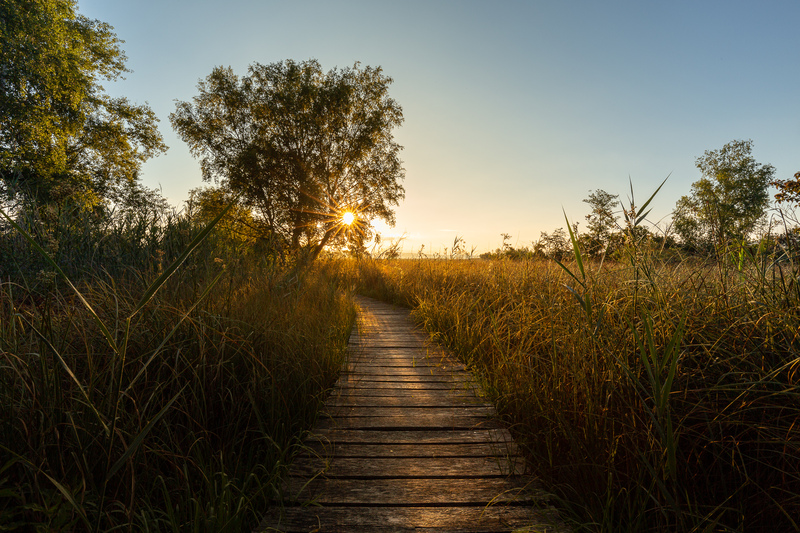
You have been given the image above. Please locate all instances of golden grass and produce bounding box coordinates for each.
[333,254,800,532]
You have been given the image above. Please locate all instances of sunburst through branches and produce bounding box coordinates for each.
[293,190,370,256]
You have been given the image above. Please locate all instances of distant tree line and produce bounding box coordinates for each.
[482,139,799,262]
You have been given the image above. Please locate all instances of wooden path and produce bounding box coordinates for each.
[258,296,565,532]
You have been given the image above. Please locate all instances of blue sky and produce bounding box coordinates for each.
[79,0,800,254]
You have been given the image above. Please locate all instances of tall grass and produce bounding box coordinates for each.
[0,200,355,530]
[333,229,800,531]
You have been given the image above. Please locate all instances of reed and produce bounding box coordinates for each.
[0,202,355,530]
[333,234,800,532]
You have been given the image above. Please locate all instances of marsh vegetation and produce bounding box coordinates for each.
[0,197,354,531]
[334,229,800,532]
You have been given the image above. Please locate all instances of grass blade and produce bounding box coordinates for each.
[130,195,238,318]
[563,209,586,282]
[106,384,187,480]
[634,175,669,226]
[0,206,118,352]
[22,316,109,435]
[125,270,224,394]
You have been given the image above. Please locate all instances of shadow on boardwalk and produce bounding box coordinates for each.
[257,296,568,532]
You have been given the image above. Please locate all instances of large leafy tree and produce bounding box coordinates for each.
[673,140,774,252]
[0,0,166,213]
[170,59,405,259]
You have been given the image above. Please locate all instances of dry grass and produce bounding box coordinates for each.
[333,250,800,532]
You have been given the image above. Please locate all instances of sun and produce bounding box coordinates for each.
[342,211,355,225]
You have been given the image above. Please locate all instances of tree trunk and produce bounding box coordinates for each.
[310,227,336,262]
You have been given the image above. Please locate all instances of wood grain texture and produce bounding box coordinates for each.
[298,442,520,458]
[256,296,565,532]
[258,506,564,533]
[288,456,526,478]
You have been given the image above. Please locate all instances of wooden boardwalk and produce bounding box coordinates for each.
[258,296,565,532]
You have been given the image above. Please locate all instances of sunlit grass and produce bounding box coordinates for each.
[331,243,800,532]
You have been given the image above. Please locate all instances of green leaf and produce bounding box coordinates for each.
[634,175,669,227]
[0,445,91,530]
[563,209,585,282]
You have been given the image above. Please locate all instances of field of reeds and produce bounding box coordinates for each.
[331,233,800,532]
[4,187,799,532]
[0,196,355,531]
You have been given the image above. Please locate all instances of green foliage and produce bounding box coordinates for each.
[673,140,774,252]
[170,59,405,260]
[187,186,264,248]
[536,227,571,259]
[0,0,167,212]
[583,189,619,255]
[772,171,800,206]
[0,182,190,284]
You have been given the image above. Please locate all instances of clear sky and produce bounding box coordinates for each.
[79,0,800,254]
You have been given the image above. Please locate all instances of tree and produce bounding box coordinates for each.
[772,171,800,207]
[0,0,166,214]
[170,59,405,260]
[534,228,570,260]
[582,188,619,255]
[187,186,262,247]
[673,139,774,252]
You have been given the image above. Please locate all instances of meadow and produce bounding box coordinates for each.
[2,192,799,532]
[331,235,800,532]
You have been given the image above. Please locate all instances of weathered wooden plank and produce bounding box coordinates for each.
[339,373,475,382]
[332,381,477,390]
[338,374,471,384]
[348,350,455,359]
[349,343,432,349]
[334,382,472,391]
[299,442,520,458]
[323,406,495,418]
[289,455,525,477]
[305,428,516,445]
[350,348,450,356]
[283,477,544,505]
[324,390,487,402]
[314,413,504,430]
[344,365,467,374]
[343,370,467,379]
[344,360,446,367]
[261,506,563,533]
[345,356,453,365]
[325,396,488,408]
[330,382,479,392]
[258,506,564,533]
[257,296,565,532]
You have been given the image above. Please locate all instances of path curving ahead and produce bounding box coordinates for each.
[258,296,566,532]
